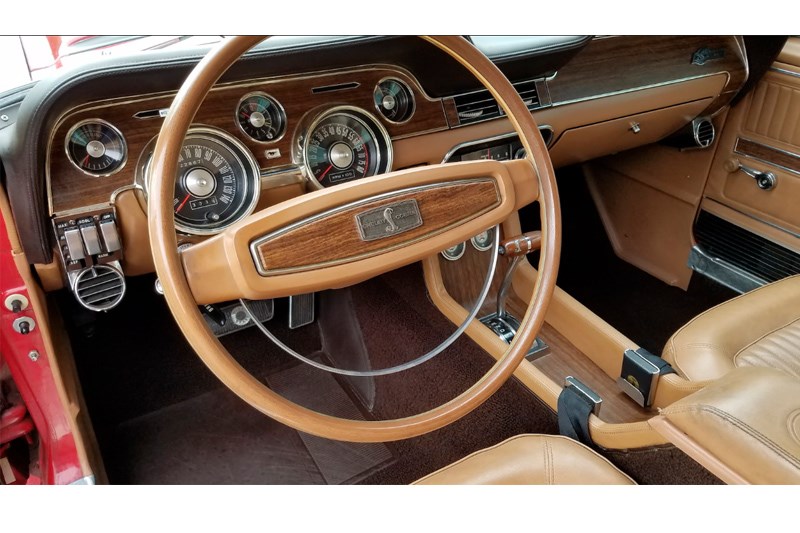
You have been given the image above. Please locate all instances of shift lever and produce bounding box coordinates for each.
[479,230,548,360]
[497,231,541,319]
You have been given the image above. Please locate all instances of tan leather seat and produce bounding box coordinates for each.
[663,275,800,382]
[414,434,634,485]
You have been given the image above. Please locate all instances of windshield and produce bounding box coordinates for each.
[0,35,224,93]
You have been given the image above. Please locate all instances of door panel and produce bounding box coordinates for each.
[704,37,800,243]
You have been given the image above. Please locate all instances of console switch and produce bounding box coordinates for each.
[63,228,85,261]
[80,224,102,255]
[99,220,122,253]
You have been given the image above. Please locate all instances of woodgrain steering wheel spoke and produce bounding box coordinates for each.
[181,159,522,304]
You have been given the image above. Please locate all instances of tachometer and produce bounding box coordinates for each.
[144,127,261,235]
[303,106,392,189]
[65,119,127,176]
[236,92,286,142]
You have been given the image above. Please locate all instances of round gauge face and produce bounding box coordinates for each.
[441,242,466,261]
[145,129,261,235]
[471,228,495,251]
[66,120,127,176]
[303,107,392,188]
[373,78,414,123]
[236,93,286,142]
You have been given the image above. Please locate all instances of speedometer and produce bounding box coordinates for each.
[144,127,261,235]
[303,106,392,189]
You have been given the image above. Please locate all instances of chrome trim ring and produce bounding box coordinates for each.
[64,118,128,178]
[471,228,495,252]
[441,241,467,261]
[301,105,393,191]
[234,91,287,144]
[141,125,262,236]
[373,77,416,125]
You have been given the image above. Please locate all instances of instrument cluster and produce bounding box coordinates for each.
[62,75,417,237]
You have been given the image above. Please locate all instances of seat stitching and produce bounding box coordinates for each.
[665,275,800,377]
[733,317,800,364]
[411,434,535,482]
[543,440,552,484]
[663,404,800,470]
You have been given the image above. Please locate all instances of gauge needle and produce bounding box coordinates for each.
[81,154,91,166]
[318,164,334,181]
[175,194,192,213]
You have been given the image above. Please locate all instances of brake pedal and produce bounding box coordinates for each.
[289,293,315,329]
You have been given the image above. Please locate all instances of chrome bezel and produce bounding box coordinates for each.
[140,125,262,236]
[373,77,416,125]
[441,126,555,163]
[692,117,715,148]
[71,263,127,312]
[302,105,393,190]
[470,228,495,252]
[234,91,287,144]
[441,242,466,262]
[64,118,128,178]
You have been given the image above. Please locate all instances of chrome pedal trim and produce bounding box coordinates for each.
[289,293,315,329]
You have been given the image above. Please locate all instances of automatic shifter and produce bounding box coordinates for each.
[479,231,548,359]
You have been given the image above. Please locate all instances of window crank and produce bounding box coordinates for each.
[724,158,777,190]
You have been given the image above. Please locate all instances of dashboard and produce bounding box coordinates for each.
[0,35,751,308]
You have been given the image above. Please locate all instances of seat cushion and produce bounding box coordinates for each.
[663,275,800,382]
[413,434,634,485]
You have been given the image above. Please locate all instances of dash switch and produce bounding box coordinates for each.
[63,228,85,261]
[99,220,122,253]
[80,224,102,256]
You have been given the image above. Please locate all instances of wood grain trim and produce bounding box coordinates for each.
[48,65,449,214]
[550,36,746,108]
[735,137,800,175]
[436,242,651,424]
[253,178,500,275]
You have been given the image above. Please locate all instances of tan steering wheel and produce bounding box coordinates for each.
[148,36,560,443]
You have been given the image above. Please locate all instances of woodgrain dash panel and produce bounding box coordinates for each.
[550,36,747,113]
[254,178,500,275]
[49,66,450,214]
[735,137,800,174]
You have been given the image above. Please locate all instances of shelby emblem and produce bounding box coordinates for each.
[355,199,423,241]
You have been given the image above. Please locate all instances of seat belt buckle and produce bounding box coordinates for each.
[617,348,675,408]
[565,376,602,416]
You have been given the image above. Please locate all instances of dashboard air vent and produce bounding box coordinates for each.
[453,78,546,126]
[693,118,715,148]
[454,91,503,125]
[73,265,126,311]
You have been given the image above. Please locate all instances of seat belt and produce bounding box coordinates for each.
[557,376,602,447]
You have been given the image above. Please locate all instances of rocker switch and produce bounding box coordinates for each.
[63,228,85,261]
[80,224,102,256]
[99,220,122,252]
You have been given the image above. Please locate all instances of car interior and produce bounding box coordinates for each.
[2,35,800,486]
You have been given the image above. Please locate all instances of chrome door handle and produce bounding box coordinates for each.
[725,158,777,190]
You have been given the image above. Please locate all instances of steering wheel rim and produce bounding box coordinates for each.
[148,36,561,443]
